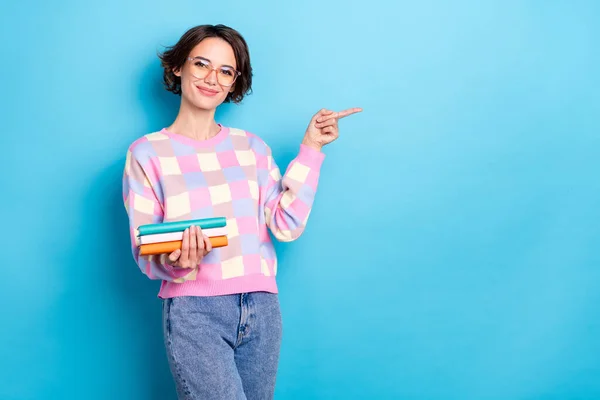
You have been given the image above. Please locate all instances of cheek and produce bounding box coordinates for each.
[217,90,229,101]
[180,74,193,94]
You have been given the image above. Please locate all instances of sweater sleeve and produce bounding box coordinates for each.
[122,146,197,283]
[263,144,326,241]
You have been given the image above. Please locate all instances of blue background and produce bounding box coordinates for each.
[2,0,599,399]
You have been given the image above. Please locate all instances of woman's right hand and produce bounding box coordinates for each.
[167,225,212,268]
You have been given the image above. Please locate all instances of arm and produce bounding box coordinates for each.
[264,107,362,241]
[122,148,197,283]
[264,144,325,242]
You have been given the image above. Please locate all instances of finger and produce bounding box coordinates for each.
[335,107,363,119]
[203,234,212,255]
[188,225,198,265]
[168,249,181,264]
[315,109,334,123]
[196,226,205,260]
[180,228,190,263]
[315,118,337,129]
[316,110,346,124]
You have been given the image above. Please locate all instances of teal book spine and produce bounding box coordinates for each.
[138,217,227,236]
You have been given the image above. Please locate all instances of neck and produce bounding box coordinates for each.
[167,98,221,141]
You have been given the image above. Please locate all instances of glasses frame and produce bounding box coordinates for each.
[186,56,241,87]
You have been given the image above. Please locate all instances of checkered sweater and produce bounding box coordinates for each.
[122,125,325,298]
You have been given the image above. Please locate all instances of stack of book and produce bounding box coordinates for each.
[137,217,228,256]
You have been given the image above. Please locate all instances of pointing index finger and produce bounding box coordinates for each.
[336,107,363,119]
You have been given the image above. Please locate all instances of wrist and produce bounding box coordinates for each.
[301,138,322,152]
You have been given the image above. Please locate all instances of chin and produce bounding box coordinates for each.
[194,98,223,110]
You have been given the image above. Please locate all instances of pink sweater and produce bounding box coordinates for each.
[122,125,325,298]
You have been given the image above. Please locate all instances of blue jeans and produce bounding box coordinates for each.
[162,292,283,399]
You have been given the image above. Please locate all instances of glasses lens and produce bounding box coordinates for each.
[190,59,211,79]
[217,67,237,86]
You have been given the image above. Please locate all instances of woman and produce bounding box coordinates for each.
[123,24,361,399]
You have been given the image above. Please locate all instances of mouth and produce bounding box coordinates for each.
[196,86,219,97]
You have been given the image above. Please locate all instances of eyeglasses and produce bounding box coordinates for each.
[186,57,241,87]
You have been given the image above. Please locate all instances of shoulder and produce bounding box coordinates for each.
[124,131,170,172]
[127,130,168,158]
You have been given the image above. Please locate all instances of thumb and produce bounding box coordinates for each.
[313,108,333,123]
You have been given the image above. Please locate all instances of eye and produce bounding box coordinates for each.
[195,60,211,69]
[219,68,234,77]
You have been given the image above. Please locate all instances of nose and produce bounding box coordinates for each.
[204,68,218,85]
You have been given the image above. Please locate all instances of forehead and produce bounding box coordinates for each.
[189,37,237,68]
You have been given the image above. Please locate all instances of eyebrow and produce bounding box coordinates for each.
[191,56,236,70]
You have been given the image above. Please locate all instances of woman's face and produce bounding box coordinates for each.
[175,37,238,111]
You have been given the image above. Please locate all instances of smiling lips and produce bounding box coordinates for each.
[196,86,219,97]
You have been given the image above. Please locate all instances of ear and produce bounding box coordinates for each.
[173,66,182,77]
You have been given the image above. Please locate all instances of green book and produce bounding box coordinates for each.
[138,217,227,236]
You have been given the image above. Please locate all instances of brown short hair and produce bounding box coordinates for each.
[158,24,253,104]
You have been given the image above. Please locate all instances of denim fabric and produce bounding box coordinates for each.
[162,292,283,399]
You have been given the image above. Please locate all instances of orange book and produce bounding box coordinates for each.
[139,235,228,256]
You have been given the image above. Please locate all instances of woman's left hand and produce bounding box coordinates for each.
[302,107,362,151]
